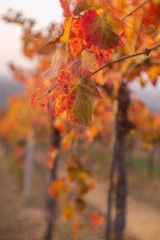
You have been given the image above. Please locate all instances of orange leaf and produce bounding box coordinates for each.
[47,145,59,169]
[62,130,75,151]
[60,0,71,17]
[47,18,71,46]
[63,204,74,220]
[49,179,64,199]
[91,213,104,225]
[148,65,160,85]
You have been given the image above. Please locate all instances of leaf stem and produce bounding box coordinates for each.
[36,83,59,101]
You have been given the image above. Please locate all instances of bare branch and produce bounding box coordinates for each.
[92,42,160,76]
[121,0,151,21]
[36,83,59,101]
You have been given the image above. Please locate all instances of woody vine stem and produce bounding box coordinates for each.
[92,42,160,76]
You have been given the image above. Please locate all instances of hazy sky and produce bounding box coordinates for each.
[0,0,63,78]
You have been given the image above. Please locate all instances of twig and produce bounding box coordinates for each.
[121,0,151,21]
[92,42,160,76]
[36,83,59,101]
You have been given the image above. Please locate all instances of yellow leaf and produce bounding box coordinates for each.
[139,76,146,87]
[149,66,160,85]
[56,18,72,44]
[49,179,64,199]
[81,49,96,70]
[63,204,74,220]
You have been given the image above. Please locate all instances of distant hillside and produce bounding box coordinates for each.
[0,76,25,109]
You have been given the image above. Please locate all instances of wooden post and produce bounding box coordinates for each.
[43,117,61,240]
[23,129,35,204]
[106,82,133,240]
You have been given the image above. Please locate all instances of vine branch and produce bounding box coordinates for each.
[38,42,160,101]
[92,42,160,76]
[121,0,151,21]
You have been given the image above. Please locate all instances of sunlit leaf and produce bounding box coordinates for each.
[47,18,72,46]
[148,65,160,85]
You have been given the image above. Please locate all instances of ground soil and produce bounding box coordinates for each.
[0,143,160,240]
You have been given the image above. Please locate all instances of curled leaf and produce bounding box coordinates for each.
[47,18,72,46]
[42,48,67,79]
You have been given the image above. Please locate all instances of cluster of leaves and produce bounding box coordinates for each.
[49,153,104,234]
[31,0,160,131]
[2,0,160,238]
[129,97,160,151]
[33,0,126,127]
[2,9,106,235]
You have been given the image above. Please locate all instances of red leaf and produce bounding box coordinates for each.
[60,0,71,17]
[49,179,64,199]
[69,18,89,58]
[54,69,101,127]
[91,213,104,225]
[81,9,120,50]
[31,85,48,113]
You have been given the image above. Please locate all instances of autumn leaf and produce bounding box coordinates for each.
[90,45,113,67]
[139,75,146,87]
[77,179,89,195]
[62,130,75,151]
[148,65,160,85]
[31,85,48,114]
[47,145,59,169]
[54,69,101,127]
[47,18,71,46]
[91,213,104,225]
[63,204,74,220]
[60,0,71,17]
[69,18,89,58]
[81,9,120,50]
[42,48,67,79]
[49,179,64,199]
[75,198,86,213]
[80,49,96,70]
[73,0,91,15]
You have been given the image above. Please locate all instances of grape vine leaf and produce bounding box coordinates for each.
[54,69,101,127]
[81,9,120,50]
[42,48,67,79]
